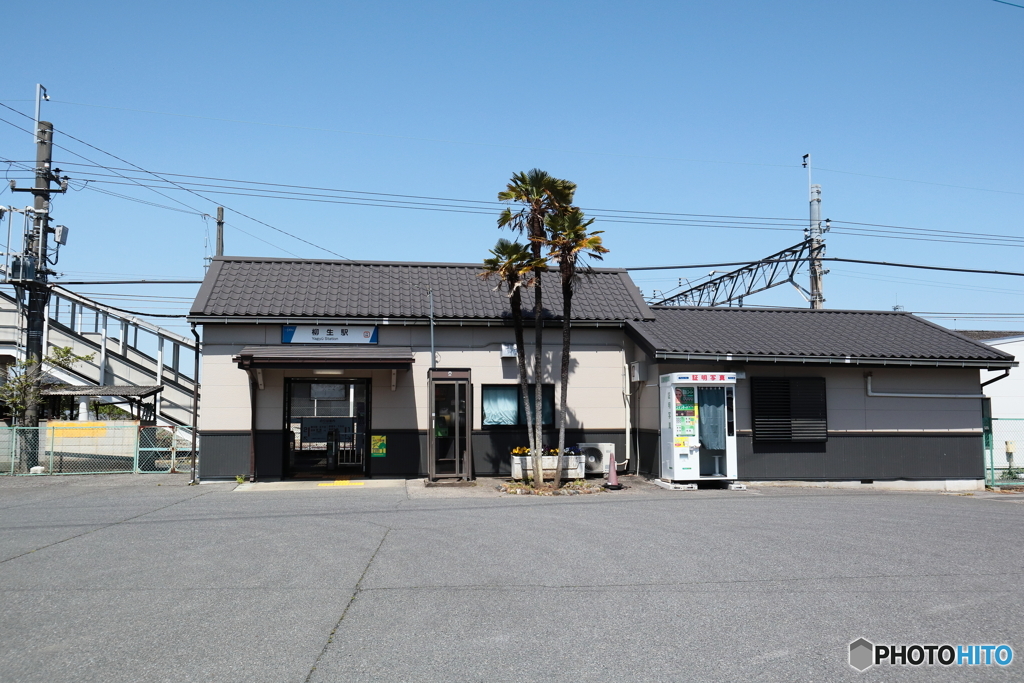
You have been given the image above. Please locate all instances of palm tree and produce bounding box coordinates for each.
[498,170,576,485]
[546,208,609,487]
[480,239,544,477]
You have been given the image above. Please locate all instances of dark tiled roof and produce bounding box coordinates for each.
[628,306,1016,367]
[190,257,652,322]
[955,330,1024,342]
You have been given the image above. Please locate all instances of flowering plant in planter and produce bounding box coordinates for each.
[510,446,530,456]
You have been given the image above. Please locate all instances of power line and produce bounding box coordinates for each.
[627,257,1024,278]
[69,177,1024,248]
[828,268,1024,296]
[58,165,1024,248]
[48,120,348,260]
[53,280,203,285]
[37,98,1024,197]
[0,105,324,259]
[8,101,1022,261]
[991,0,1024,9]
[58,163,506,208]
[42,98,798,171]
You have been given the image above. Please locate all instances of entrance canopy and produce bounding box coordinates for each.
[233,345,414,370]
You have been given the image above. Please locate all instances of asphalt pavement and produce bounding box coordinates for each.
[1,473,1021,682]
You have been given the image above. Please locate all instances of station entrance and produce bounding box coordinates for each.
[284,378,370,478]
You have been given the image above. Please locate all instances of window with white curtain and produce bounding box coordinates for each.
[482,384,555,427]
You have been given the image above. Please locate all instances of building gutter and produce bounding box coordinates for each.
[651,351,1015,370]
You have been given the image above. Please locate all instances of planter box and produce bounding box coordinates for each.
[510,454,585,480]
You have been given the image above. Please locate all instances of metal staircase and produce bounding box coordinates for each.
[0,285,198,426]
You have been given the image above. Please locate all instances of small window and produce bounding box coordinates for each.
[751,377,827,442]
[482,384,554,427]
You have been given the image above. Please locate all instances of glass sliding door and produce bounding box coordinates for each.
[285,379,370,478]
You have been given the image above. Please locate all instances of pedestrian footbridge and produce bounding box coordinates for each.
[0,285,198,427]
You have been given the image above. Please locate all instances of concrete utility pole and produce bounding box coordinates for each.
[803,154,826,309]
[215,207,224,256]
[21,121,54,428]
[11,86,68,431]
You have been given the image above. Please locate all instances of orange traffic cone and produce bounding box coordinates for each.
[604,456,623,490]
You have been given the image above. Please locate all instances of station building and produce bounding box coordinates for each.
[188,256,1015,488]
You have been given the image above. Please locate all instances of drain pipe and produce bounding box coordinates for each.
[429,288,436,369]
[620,345,632,474]
[981,370,1010,388]
[633,380,645,476]
[865,373,986,399]
[189,322,200,485]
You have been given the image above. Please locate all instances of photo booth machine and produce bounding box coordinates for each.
[660,372,737,482]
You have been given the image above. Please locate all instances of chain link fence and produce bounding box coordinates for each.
[0,425,197,476]
[138,426,197,474]
[987,418,1024,486]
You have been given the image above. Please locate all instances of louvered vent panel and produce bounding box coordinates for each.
[752,377,828,442]
[790,378,827,441]
[752,378,792,441]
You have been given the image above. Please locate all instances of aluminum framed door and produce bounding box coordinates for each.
[285,379,369,477]
[427,368,473,481]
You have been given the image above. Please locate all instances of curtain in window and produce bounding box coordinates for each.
[483,386,518,425]
[699,386,726,451]
[520,385,554,426]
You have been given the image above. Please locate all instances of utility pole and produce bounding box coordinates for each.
[21,122,54,428]
[11,86,67,431]
[215,206,224,256]
[802,154,826,309]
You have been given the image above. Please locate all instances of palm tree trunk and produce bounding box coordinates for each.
[554,275,572,488]
[532,271,544,485]
[510,289,534,457]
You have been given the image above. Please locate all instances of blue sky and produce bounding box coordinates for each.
[1,0,1022,334]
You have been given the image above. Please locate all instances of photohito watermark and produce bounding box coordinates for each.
[849,638,1013,672]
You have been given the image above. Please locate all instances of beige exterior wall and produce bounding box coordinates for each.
[634,354,983,433]
[198,342,252,431]
[200,323,630,432]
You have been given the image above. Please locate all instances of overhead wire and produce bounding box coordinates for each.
[63,177,1024,247]
[6,101,1023,319]
[627,257,1024,278]
[37,98,1024,197]
[47,121,330,258]
[828,268,1024,296]
[54,164,1024,248]
[0,105,316,258]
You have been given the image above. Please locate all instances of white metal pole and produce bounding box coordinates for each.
[429,288,436,369]
[155,336,164,420]
[34,84,47,143]
[99,313,108,385]
[41,300,50,357]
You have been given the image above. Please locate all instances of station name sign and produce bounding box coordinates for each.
[282,325,378,344]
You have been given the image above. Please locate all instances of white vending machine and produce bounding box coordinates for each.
[660,372,737,482]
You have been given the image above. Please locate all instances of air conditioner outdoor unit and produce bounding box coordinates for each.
[577,442,618,474]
